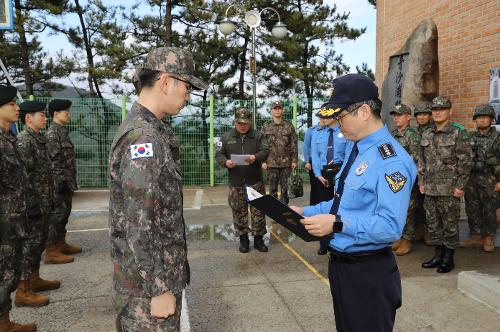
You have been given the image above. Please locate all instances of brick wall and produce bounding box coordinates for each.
[376,0,500,130]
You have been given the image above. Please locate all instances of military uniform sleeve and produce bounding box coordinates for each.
[46,130,66,187]
[215,133,228,167]
[453,129,473,190]
[341,161,416,244]
[254,132,269,162]
[119,131,172,296]
[493,134,500,183]
[408,129,421,164]
[16,135,35,172]
[417,134,427,185]
[290,123,298,164]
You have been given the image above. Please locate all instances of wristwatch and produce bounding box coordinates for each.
[332,215,343,233]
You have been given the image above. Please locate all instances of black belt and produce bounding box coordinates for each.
[328,247,391,264]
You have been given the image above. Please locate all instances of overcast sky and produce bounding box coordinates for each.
[36,0,376,99]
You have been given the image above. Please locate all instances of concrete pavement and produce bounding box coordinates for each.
[10,185,500,331]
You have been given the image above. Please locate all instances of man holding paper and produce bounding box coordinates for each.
[216,108,269,253]
[291,74,417,332]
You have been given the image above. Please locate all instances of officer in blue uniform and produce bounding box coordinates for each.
[303,118,325,205]
[311,106,348,255]
[291,74,417,332]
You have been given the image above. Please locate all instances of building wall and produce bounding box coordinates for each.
[376,0,500,129]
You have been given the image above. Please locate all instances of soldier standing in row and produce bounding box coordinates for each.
[0,85,36,332]
[413,102,433,245]
[311,105,348,255]
[261,101,297,204]
[419,96,472,273]
[304,118,325,205]
[390,104,421,256]
[462,104,500,252]
[15,101,60,309]
[109,47,205,331]
[45,99,81,264]
[216,108,269,253]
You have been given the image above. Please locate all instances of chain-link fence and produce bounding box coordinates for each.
[18,96,328,187]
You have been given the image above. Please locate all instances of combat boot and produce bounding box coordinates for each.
[395,239,412,256]
[437,247,455,273]
[43,244,74,264]
[460,234,483,248]
[391,239,402,251]
[239,234,249,253]
[483,236,495,253]
[0,311,36,332]
[58,239,82,255]
[30,268,61,292]
[15,280,49,307]
[254,236,268,252]
[422,245,444,268]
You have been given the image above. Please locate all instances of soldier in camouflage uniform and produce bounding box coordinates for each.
[261,101,298,204]
[109,47,206,331]
[389,104,421,255]
[419,96,472,273]
[15,101,61,309]
[0,85,36,332]
[45,99,80,265]
[462,104,500,252]
[216,108,270,253]
[413,102,433,244]
[414,102,433,134]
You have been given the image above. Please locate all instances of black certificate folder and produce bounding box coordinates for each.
[246,187,322,242]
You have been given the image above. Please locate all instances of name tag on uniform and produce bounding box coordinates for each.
[130,143,154,159]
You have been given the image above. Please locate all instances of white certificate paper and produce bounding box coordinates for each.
[230,154,252,165]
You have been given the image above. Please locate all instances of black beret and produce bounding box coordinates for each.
[0,85,17,106]
[322,74,378,112]
[48,99,72,111]
[20,101,46,113]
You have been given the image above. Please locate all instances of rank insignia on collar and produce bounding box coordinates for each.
[378,142,397,159]
[355,162,368,175]
[385,171,407,193]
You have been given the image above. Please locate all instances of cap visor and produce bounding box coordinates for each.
[187,75,208,91]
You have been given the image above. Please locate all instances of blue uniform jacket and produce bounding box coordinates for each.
[303,125,417,253]
[311,125,347,178]
[303,125,318,163]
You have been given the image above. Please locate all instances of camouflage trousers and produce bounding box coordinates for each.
[267,167,292,204]
[229,182,266,237]
[401,185,419,241]
[48,191,72,245]
[20,213,49,280]
[424,196,461,249]
[465,173,498,237]
[0,239,22,315]
[113,289,183,332]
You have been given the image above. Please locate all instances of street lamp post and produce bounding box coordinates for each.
[218,5,288,125]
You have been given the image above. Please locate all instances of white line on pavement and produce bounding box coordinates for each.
[181,290,191,331]
[192,189,203,210]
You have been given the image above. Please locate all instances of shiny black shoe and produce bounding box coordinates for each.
[239,234,249,253]
[317,248,328,255]
[254,236,268,252]
[437,247,455,273]
[422,245,444,268]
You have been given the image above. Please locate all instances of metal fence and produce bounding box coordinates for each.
[22,96,328,187]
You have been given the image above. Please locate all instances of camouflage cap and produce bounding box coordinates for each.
[136,47,208,90]
[413,102,432,115]
[271,101,283,109]
[473,103,495,120]
[431,95,451,109]
[235,108,252,124]
[390,103,411,115]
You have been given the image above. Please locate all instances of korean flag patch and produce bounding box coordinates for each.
[130,143,154,160]
[385,171,407,193]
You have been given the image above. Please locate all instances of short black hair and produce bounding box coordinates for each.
[136,68,162,93]
[349,99,382,119]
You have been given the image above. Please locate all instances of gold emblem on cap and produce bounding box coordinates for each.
[319,107,341,117]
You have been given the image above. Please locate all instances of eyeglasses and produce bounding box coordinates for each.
[172,77,193,94]
[334,101,366,125]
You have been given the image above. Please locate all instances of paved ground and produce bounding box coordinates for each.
[11,185,500,332]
